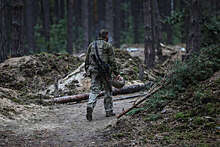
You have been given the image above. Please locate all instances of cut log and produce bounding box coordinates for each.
[45,82,153,104]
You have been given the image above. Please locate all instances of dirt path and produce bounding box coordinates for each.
[0,95,136,147]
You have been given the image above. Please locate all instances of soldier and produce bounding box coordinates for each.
[85,29,120,121]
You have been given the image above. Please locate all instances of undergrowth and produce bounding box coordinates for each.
[128,44,220,115]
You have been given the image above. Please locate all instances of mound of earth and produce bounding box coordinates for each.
[115,49,147,81]
[0,49,147,105]
[0,53,82,93]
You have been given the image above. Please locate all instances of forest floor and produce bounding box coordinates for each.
[0,46,147,147]
[1,44,219,146]
[96,71,220,146]
[0,71,219,146]
[0,94,138,147]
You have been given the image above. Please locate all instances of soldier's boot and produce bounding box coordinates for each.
[86,107,93,121]
[106,110,115,117]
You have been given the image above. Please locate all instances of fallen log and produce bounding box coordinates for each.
[45,82,153,104]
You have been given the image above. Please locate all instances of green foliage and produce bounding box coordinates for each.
[175,112,190,120]
[120,16,134,44]
[192,117,204,125]
[129,44,219,116]
[163,11,184,25]
[127,107,146,115]
[49,19,67,53]
[194,88,213,104]
[35,19,67,53]
[201,16,220,46]
[35,18,84,54]
[169,45,220,91]
[144,114,161,121]
[35,24,47,53]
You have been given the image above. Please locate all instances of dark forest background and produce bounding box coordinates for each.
[0,0,219,66]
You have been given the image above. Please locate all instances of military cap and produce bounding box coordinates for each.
[99,29,108,39]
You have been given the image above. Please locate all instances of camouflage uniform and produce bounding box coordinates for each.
[85,37,119,117]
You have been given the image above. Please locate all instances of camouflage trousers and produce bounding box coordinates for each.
[87,73,113,113]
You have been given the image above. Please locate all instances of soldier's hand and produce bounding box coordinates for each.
[115,75,122,81]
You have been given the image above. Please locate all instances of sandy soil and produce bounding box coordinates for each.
[0,95,136,147]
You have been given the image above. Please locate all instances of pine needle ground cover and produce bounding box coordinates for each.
[99,45,220,146]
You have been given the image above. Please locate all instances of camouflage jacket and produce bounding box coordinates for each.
[85,38,119,76]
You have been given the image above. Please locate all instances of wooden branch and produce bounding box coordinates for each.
[117,84,163,119]
[113,93,147,102]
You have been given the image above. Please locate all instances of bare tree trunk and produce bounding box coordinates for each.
[154,0,162,61]
[54,0,59,23]
[60,0,65,19]
[97,0,105,29]
[144,0,155,68]
[131,0,140,44]
[25,0,36,53]
[105,0,114,44]
[0,0,10,61]
[186,0,201,55]
[11,0,24,57]
[81,0,89,50]
[41,0,50,51]
[150,0,156,67]
[73,0,81,52]
[121,1,130,35]
[166,0,173,44]
[113,0,121,48]
[216,0,220,18]
[88,0,94,42]
[67,0,74,54]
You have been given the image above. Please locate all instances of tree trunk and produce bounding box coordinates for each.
[166,0,173,44]
[113,0,121,48]
[60,0,65,19]
[131,0,140,44]
[186,0,201,55]
[144,0,155,68]
[154,0,162,61]
[73,0,81,52]
[33,0,40,26]
[121,0,130,35]
[88,0,94,42]
[54,0,59,23]
[150,0,156,67]
[11,0,24,57]
[67,0,74,54]
[97,0,105,29]
[0,0,10,61]
[25,0,36,53]
[144,0,152,67]
[81,0,89,50]
[41,0,50,51]
[216,0,220,18]
[105,0,114,44]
